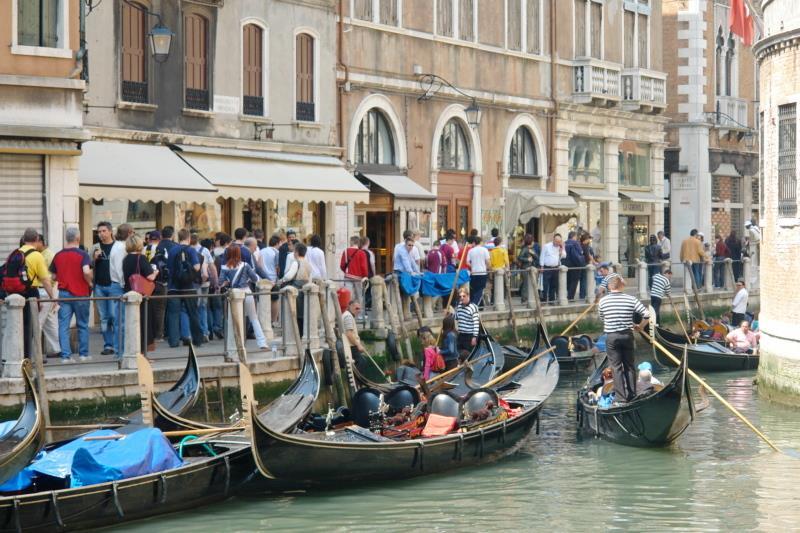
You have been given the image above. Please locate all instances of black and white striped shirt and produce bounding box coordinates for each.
[599,272,620,291]
[650,273,671,299]
[455,302,480,337]
[598,292,650,333]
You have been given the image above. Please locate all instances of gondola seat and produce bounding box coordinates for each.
[351,388,382,428]
[463,389,499,415]
[428,392,461,418]
[421,413,458,437]
[384,385,420,415]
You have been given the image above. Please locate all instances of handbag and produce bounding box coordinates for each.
[128,255,155,296]
[220,264,245,294]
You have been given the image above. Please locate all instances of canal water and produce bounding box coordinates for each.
[119,349,800,532]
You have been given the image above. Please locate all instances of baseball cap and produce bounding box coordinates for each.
[638,361,653,372]
[149,230,161,240]
[287,228,297,236]
[599,262,611,269]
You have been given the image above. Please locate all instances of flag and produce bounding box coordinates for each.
[729,0,754,46]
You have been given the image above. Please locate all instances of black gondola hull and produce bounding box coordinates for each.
[0,362,45,487]
[654,327,759,372]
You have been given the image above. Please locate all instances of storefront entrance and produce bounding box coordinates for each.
[619,213,650,278]
[366,211,393,274]
[436,171,472,240]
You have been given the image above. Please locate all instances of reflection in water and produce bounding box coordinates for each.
[118,358,800,533]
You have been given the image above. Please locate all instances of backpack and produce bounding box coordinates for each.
[430,347,446,373]
[0,249,35,295]
[172,246,195,290]
[150,251,169,284]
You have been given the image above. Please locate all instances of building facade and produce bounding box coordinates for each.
[662,0,759,253]
[81,0,367,273]
[0,0,87,255]
[339,0,667,273]
[755,0,800,404]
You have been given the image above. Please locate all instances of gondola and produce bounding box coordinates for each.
[246,347,559,489]
[503,323,599,374]
[576,348,694,447]
[0,351,321,532]
[654,326,759,372]
[0,362,45,487]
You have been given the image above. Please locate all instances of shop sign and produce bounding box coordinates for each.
[620,201,647,214]
[672,175,697,190]
[213,95,240,115]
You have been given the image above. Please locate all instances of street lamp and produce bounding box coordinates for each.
[418,73,482,128]
[148,23,174,63]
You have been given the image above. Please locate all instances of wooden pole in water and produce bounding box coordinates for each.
[504,270,520,345]
[645,333,780,453]
[316,281,347,407]
[27,299,52,443]
[686,263,706,321]
[667,294,695,345]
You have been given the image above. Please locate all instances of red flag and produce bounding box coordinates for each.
[729,0,754,46]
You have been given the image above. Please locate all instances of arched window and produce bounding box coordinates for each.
[184,12,209,110]
[437,119,471,170]
[509,127,538,176]
[242,23,264,116]
[355,109,395,166]
[295,32,315,121]
[121,1,148,103]
[725,33,736,97]
[715,27,724,97]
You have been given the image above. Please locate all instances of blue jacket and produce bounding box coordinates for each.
[564,239,586,268]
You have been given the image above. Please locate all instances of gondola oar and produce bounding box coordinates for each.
[686,263,706,321]
[435,244,469,346]
[644,332,780,453]
[667,294,695,345]
[483,345,557,389]
[422,352,493,387]
[559,300,597,337]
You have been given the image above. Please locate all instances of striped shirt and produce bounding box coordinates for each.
[455,302,480,337]
[598,292,650,333]
[599,272,620,291]
[650,273,671,299]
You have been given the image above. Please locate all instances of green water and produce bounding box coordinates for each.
[118,352,800,532]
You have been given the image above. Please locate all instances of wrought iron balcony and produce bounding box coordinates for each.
[296,101,315,122]
[185,88,210,111]
[573,58,621,106]
[621,68,667,113]
[243,95,264,116]
[715,96,748,129]
[121,81,148,104]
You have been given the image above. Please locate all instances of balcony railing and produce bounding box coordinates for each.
[296,101,315,122]
[243,95,264,116]
[715,96,748,128]
[622,68,667,112]
[185,88,210,111]
[121,81,148,104]
[573,58,621,106]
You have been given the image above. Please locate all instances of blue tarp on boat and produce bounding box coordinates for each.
[24,428,183,488]
[399,271,470,297]
[0,420,15,438]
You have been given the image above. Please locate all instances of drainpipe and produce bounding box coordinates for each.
[70,0,88,80]
[336,0,350,150]
[548,0,558,186]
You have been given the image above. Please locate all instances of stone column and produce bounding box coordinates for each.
[603,137,623,264]
[585,263,597,303]
[225,288,246,363]
[638,261,648,299]
[683,261,695,295]
[526,267,538,309]
[704,260,713,293]
[369,276,386,331]
[280,286,299,358]
[256,279,274,342]
[494,269,506,311]
[0,295,25,378]
[724,258,735,291]
[304,282,321,350]
[558,265,568,306]
[743,257,752,288]
[472,173,483,235]
[121,291,142,370]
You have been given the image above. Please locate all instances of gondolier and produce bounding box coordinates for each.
[649,269,672,322]
[596,262,620,297]
[597,276,650,404]
[455,287,480,358]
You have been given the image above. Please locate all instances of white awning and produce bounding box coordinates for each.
[360,173,436,212]
[569,188,618,202]
[79,141,218,204]
[619,190,665,203]
[0,139,81,156]
[505,189,578,228]
[175,145,369,204]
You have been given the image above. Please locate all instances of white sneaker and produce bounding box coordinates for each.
[79,355,92,363]
[60,358,73,364]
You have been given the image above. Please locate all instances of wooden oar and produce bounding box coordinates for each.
[645,333,780,453]
[435,246,469,346]
[47,424,122,431]
[422,351,493,386]
[559,300,597,337]
[161,427,244,438]
[687,262,706,321]
[483,345,557,389]
[504,270,520,345]
[667,294,695,345]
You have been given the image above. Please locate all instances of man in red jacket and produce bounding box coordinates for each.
[340,235,369,312]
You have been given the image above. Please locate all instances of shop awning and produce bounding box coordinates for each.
[79,141,219,204]
[569,188,618,202]
[360,173,436,212]
[0,139,81,156]
[175,145,369,204]
[619,190,665,203]
[505,189,578,229]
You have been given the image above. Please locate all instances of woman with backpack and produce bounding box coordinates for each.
[219,244,268,350]
[421,331,445,380]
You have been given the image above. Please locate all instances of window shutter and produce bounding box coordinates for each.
[507,0,522,51]
[526,0,540,54]
[41,0,60,47]
[296,33,314,104]
[437,0,453,37]
[574,0,586,57]
[17,1,38,46]
[624,11,635,68]
[590,1,602,59]
[459,0,474,41]
[354,0,373,21]
[184,13,208,91]
[379,0,398,25]
[243,24,263,98]
[637,13,648,68]
[122,3,146,83]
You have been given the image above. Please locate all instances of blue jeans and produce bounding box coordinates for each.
[198,287,210,336]
[167,290,204,347]
[58,290,90,357]
[94,283,124,353]
[469,274,488,306]
[692,263,703,288]
[209,292,224,335]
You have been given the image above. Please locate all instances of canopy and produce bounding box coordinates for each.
[360,173,436,212]
[79,141,218,204]
[399,270,470,297]
[569,188,618,202]
[619,190,664,203]
[0,139,80,155]
[504,189,578,229]
[176,145,369,204]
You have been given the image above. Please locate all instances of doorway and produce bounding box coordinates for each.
[436,171,473,240]
[366,211,393,274]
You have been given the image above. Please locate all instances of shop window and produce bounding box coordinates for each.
[17,0,62,48]
[438,119,471,171]
[242,23,265,116]
[355,109,395,166]
[509,127,538,177]
[121,2,148,104]
[778,103,797,217]
[295,33,316,121]
[184,13,210,110]
[618,141,650,187]
[568,137,604,184]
